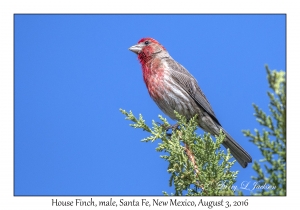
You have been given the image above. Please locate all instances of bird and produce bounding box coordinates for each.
[129,37,252,168]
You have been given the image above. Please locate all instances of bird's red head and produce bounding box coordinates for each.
[129,37,166,65]
[137,37,161,45]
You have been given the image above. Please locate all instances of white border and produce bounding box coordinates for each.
[0,1,297,209]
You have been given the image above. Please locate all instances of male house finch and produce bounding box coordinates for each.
[129,37,252,168]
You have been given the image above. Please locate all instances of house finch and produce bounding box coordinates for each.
[129,37,252,168]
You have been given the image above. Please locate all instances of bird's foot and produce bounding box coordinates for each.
[165,123,180,131]
[164,123,180,137]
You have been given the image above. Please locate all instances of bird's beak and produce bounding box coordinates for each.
[129,44,142,54]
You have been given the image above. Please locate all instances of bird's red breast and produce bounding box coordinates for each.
[141,57,165,100]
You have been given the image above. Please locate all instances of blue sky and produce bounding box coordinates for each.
[14,14,285,196]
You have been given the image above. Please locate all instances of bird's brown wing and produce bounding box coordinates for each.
[165,58,221,126]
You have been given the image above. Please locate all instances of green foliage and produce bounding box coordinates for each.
[120,109,238,196]
[242,65,286,196]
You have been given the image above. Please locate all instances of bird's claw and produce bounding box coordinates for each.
[165,123,180,131]
[163,123,180,137]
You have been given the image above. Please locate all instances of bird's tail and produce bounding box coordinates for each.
[221,129,252,168]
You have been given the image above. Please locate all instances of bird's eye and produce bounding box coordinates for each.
[144,41,149,45]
